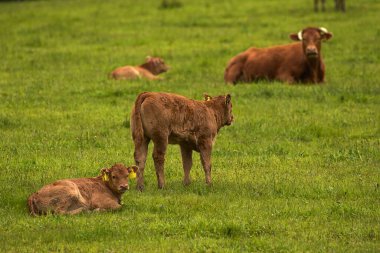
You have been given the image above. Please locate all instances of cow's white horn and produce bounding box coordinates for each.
[297,31,303,41]
[319,27,328,34]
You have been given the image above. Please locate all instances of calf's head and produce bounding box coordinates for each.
[290,27,333,59]
[101,163,139,194]
[205,94,234,126]
[144,56,170,75]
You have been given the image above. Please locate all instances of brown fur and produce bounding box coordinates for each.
[110,56,169,80]
[130,92,233,190]
[224,27,333,84]
[27,163,138,216]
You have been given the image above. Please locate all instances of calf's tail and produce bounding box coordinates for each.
[131,92,149,147]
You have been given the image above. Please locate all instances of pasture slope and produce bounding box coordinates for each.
[0,0,379,252]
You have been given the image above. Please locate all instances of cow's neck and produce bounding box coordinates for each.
[139,62,156,75]
[306,56,322,83]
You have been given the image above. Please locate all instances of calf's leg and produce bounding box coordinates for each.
[152,135,168,189]
[180,145,193,186]
[134,137,150,191]
[199,141,213,186]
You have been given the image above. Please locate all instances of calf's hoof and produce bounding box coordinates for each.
[183,178,191,186]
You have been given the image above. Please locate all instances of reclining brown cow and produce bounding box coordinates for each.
[110,56,169,80]
[27,163,138,216]
[224,27,333,84]
[130,92,233,190]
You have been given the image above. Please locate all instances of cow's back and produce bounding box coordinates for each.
[243,43,305,81]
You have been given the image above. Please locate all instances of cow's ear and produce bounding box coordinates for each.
[321,32,333,41]
[225,94,231,105]
[204,94,212,101]
[129,165,139,173]
[145,56,152,62]
[289,31,302,41]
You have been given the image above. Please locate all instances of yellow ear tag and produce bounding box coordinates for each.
[206,96,211,101]
[129,171,137,179]
[102,173,109,182]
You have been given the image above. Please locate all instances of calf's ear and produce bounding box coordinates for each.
[129,165,139,173]
[225,94,231,104]
[204,94,212,101]
[100,168,110,175]
[100,168,110,182]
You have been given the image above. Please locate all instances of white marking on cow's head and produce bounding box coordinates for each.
[297,31,303,41]
[319,27,328,34]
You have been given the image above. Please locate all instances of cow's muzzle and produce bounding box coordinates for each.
[306,47,319,58]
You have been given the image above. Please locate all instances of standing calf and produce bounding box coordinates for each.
[131,92,233,190]
[224,27,333,84]
[27,163,138,216]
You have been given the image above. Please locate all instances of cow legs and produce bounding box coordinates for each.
[134,137,150,191]
[336,0,345,12]
[321,0,325,11]
[152,136,168,189]
[199,142,212,186]
[314,0,318,12]
[180,145,193,186]
[277,73,295,84]
[314,0,325,12]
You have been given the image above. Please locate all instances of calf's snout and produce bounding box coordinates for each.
[119,185,129,191]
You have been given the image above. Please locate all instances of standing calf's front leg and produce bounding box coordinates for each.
[199,141,213,186]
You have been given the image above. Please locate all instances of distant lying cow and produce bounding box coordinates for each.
[224,27,333,84]
[27,163,138,216]
[110,56,169,80]
[130,92,233,190]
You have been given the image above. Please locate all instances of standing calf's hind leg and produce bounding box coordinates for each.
[180,145,193,186]
[134,137,150,191]
[152,137,168,189]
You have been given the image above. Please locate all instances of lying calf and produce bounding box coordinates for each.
[27,163,138,216]
[110,56,169,80]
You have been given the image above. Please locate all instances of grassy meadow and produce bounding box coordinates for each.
[0,0,379,252]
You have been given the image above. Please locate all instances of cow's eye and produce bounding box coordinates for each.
[112,176,116,179]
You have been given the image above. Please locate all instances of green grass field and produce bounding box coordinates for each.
[0,0,379,252]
